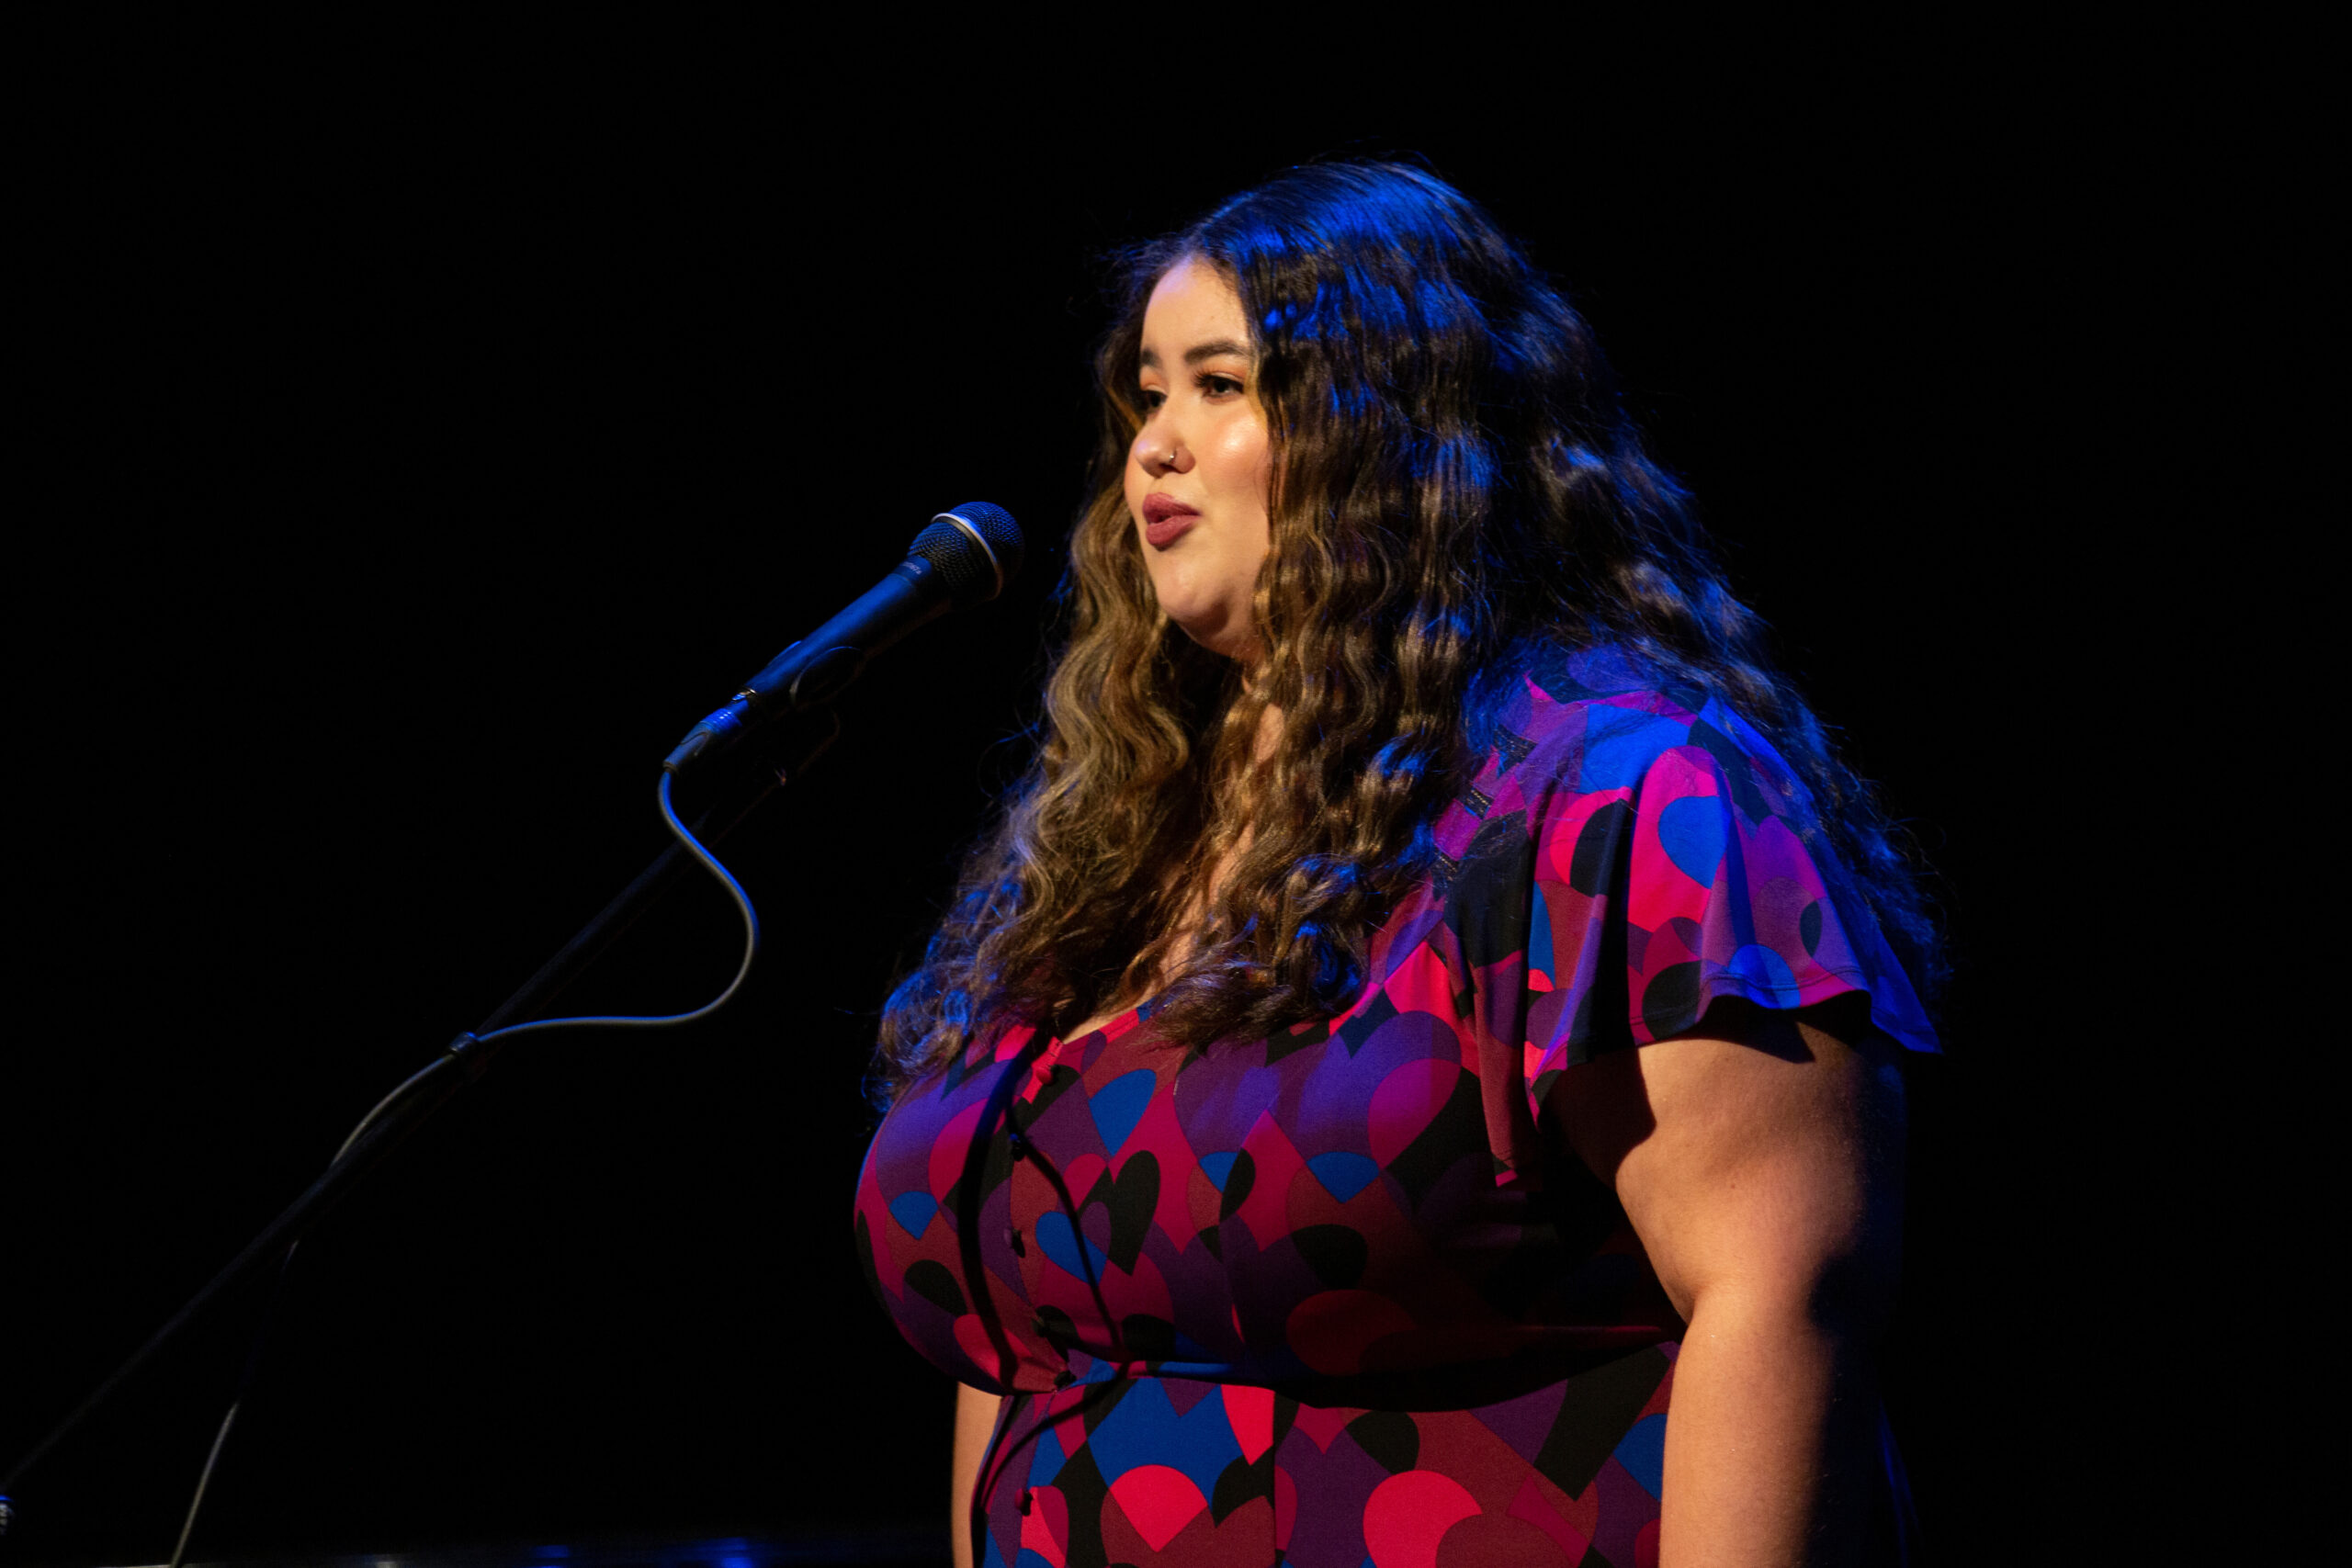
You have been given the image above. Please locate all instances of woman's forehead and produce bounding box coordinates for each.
[1139,258,1250,367]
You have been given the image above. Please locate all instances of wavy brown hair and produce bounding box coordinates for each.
[874,162,1940,1094]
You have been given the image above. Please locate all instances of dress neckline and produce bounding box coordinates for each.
[1052,1000,1149,1049]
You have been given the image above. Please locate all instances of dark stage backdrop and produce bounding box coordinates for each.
[13,56,2144,1567]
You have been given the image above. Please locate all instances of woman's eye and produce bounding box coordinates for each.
[1137,375,1241,410]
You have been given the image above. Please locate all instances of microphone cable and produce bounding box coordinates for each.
[30,502,1022,1562]
[164,770,758,1568]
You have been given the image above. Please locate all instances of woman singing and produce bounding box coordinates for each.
[854,162,1940,1567]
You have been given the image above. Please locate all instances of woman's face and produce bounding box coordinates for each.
[1124,256,1272,661]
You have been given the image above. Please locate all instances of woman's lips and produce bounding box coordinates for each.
[1145,514,1196,548]
[1142,497,1199,548]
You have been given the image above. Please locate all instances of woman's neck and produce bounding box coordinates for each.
[1062,699,1281,1041]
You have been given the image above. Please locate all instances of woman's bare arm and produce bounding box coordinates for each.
[952,1382,1003,1568]
[1558,997,1905,1568]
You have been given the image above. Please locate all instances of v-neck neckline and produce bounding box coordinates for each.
[1052,1000,1150,1051]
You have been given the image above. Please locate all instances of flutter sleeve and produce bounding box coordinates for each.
[1483,681,1940,1123]
[1430,677,1947,1142]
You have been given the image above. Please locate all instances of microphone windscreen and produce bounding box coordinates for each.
[912,502,1025,606]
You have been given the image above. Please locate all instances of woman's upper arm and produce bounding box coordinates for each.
[1555,995,1907,1328]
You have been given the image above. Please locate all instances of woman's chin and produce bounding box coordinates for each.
[1170,616,1257,661]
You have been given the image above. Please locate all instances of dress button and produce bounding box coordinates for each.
[1007,1132,1029,1160]
[1007,1226,1025,1257]
[1054,1369,1074,1389]
[1018,1487,1034,1515]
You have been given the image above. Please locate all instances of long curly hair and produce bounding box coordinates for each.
[874,161,1940,1093]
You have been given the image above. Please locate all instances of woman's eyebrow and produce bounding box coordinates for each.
[1138,338,1255,370]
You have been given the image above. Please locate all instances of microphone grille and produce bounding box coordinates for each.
[911,502,1026,606]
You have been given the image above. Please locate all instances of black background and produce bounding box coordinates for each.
[11,28,2200,1566]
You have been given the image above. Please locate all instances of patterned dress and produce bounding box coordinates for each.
[855,646,1939,1567]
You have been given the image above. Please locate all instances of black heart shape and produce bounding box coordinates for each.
[1083,1151,1161,1274]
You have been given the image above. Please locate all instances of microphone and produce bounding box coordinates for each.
[664,502,1024,776]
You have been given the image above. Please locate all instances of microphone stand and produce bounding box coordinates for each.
[0,705,842,1538]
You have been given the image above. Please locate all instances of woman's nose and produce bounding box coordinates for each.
[1136,419,1187,476]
